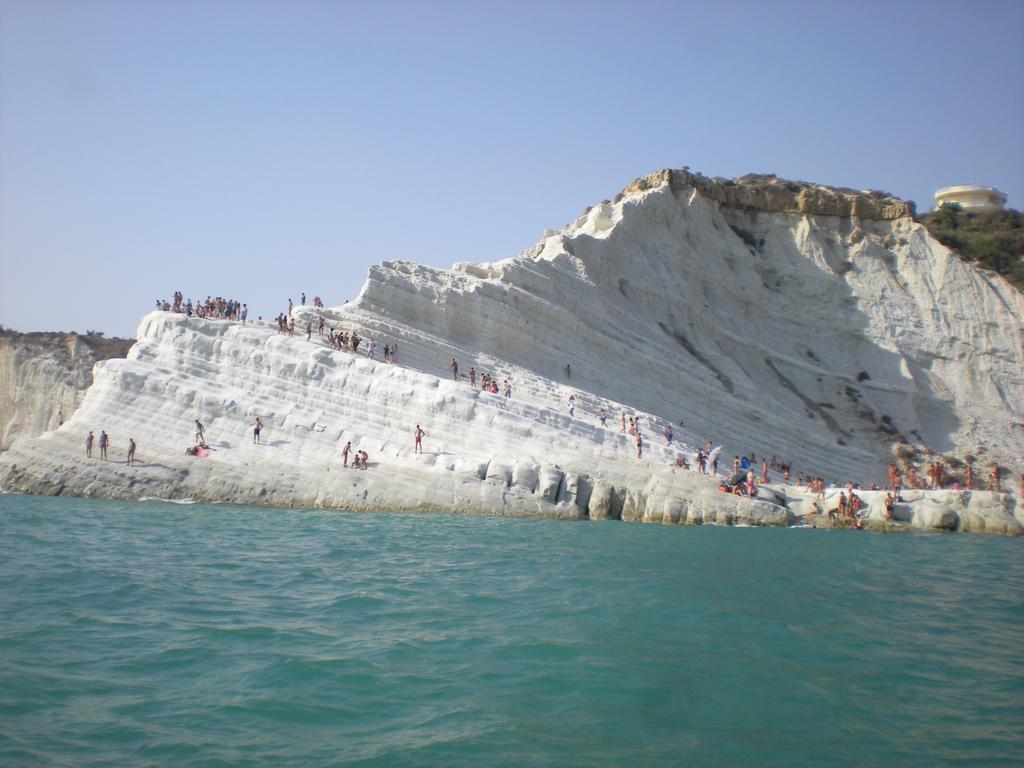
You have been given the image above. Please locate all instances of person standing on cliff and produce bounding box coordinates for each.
[449,357,459,381]
[86,431,94,458]
[251,417,263,445]
[414,425,425,454]
[195,420,205,444]
[341,441,351,467]
[99,430,109,461]
[127,438,136,466]
[987,463,1001,492]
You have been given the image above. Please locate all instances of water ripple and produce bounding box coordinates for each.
[1,495,1022,767]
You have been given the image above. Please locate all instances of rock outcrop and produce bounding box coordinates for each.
[0,331,133,452]
[1,168,1020,533]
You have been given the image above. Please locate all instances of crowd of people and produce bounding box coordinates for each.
[157,292,248,323]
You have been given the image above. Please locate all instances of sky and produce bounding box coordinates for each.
[1,0,1022,338]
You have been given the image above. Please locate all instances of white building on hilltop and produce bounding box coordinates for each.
[934,185,1007,211]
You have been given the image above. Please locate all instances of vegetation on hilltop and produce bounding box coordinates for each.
[917,204,1024,291]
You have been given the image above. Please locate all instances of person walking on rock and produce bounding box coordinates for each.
[86,431,94,458]
[414,425,425,454]
[195,420,206,444]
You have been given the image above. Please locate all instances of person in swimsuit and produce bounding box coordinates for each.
[127,438,136,466]
[567,394,575,418]
[987,464,1001,492]
[414,425,425,454]
[635,430,643,459]
[449,358,459,381]
[195,420,205,444]
[99,430,109,461]
[86,431,94,458]
[342,441,351,467]
[664,425,673,445]
[469,367,476,387]
[251,417,263,445]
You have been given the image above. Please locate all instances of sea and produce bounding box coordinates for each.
[0,494,1021,767]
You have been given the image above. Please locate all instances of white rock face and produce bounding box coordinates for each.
[0,332,133,451]
[1,169,1021,533]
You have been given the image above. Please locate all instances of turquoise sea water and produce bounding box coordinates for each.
[0,495,1021,767]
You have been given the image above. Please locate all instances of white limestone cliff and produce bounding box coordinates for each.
[0,332,133,452]
[1,169,1021,533]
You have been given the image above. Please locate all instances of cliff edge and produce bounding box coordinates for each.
[0,331,134,451]
[1,168,1020,533]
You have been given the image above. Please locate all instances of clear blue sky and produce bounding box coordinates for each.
[2,0,1021,338]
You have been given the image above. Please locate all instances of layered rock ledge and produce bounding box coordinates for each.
[1,167,1021,534]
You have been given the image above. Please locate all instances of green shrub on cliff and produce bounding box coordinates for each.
[918,204,1024,291]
